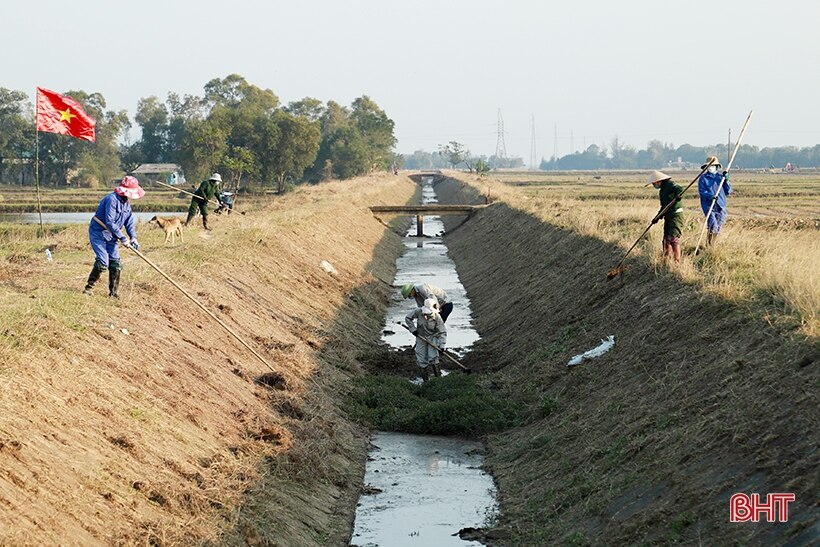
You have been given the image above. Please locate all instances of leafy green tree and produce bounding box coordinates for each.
[166,92,205,164]
[179,117,229,182]
[222,145,258,190]
[285,97,325,122]
[475,158,490,176]
[351,95,396,171]
[438,141,469,168]
[324,125,370,179]
[0,88,32,184]
[134,96,169,162]
[269,111,320,192]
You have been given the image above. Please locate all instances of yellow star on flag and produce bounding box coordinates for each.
[59,108,76,123]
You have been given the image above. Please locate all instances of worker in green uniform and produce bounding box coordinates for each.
[646,170,684,263]
[185,173,223,229]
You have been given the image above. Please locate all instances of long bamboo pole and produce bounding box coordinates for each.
[694,111,753,255]
[151,179,221,207]
[91,217,273,371]
[607,159,717,279]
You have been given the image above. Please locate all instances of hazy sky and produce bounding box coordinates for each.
[2,0,818,163]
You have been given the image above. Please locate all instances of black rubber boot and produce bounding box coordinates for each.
[185,213,194,227]
[83,261,106,294]
[108,261,122,298]
[421,367,430,383]
[202,215,210,230]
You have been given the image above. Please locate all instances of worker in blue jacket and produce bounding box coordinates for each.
[83,176,143,298]
[698,155,732,246]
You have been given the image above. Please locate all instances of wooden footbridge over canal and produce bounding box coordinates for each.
[369,204,489,237]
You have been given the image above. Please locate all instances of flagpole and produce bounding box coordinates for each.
[34,114,44,238]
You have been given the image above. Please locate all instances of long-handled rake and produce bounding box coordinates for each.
[398,322,471,373]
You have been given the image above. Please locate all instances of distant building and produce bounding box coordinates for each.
[131,164,185,186]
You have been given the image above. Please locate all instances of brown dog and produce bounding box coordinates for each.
[149,215,184,244]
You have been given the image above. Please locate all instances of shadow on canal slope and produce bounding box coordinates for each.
[434,177,818,545]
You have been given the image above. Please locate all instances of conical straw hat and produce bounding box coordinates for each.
[644,170,671,187]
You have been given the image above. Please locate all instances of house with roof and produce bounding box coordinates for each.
[131,163,186,186]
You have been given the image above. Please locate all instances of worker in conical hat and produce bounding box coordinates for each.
[646,170,684,263]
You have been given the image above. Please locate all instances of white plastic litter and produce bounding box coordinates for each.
[120,328,129,335]
[320,260,338,276]
[567,335,615,367]
[45,249,53,262]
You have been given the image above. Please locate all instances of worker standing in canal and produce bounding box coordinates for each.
[83,176,144,298]
[698,155,732,246]
[646,170,684,263]
[401,283,454,323]
[404,298,447,382]
[185,173,224,230]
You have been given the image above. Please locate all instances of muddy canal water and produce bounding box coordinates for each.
[351,178,497,546]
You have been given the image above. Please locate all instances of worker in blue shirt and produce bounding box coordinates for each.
[84,176,143,298]
[698,155,732,246]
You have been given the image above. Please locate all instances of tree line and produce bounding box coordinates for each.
[402,142,524,171]
[0,74,397,191]
[540,138,820,170]
[402,138,820,172]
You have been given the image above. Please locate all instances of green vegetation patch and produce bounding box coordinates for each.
[345,374,522,436]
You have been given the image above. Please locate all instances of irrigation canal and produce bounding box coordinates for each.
[351,178,498,546]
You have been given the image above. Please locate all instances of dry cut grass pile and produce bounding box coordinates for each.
[0,173,414,545]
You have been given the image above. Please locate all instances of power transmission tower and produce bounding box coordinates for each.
[530,115,537,169]
[495,109,507,163]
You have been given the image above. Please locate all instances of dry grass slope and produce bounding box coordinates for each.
[436,171,818,545]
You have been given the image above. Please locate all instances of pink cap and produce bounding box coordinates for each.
[115,175,145,199]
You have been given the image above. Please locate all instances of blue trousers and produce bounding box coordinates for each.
[706,208,726,234]
[89,228,120,268]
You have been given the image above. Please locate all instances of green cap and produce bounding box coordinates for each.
[401,284,414,298]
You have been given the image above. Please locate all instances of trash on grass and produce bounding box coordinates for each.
[320,260,338,276]
[567,335,615,367]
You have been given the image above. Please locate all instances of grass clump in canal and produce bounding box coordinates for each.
[346,374,522,436]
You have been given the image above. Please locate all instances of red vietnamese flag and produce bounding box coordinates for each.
[36,87,96,142]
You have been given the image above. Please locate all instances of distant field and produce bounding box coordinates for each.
[491,170,820,220]
[0,184,187,212]
[0,183,272,214]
